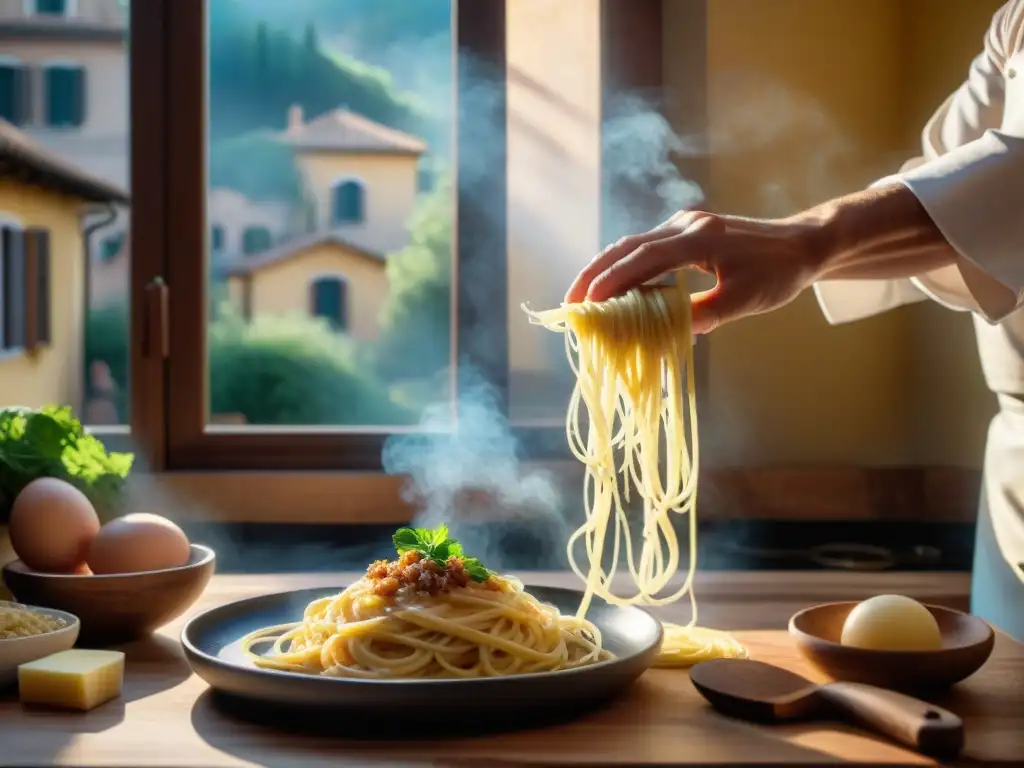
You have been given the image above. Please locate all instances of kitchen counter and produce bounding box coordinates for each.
[1,571,1021,767]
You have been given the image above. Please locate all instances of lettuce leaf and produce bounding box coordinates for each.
[0,405,133,524]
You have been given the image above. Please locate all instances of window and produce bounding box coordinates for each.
[331,179,365,225]
[31,0,72,15]
[241,225,272,255]
[99,232,124,262]
[0,59,30,126]
[211,224,225,253]
[310,275,348,331]
[1,225,51,353]
[44,63,86,127]
[129,1,672,509]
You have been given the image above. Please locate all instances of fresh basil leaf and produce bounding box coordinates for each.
[443,538,463,558]
[431,524,451,547]
[463,558,491,582]
[431,537,465,563]
[392,527,422,554]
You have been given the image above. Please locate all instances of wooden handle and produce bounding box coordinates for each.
[819,682,964,757]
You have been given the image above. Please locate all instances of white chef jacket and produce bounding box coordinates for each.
[812,0,1024,636]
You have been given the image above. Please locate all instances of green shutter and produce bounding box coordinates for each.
[31,229,51,346]
[35,0,68,15]
[2,228,26,350]
[46,66,85,127]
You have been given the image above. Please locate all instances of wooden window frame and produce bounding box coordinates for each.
[127,0,679,485]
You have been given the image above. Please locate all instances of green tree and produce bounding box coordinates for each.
[85,304,413,427]
[375,175,452,384]
[208,5,430,143]
[209,132,303,203]
[255,21,269,79]
[303,21,319,54]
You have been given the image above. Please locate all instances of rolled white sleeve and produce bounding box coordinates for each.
[814,1,1024,326]
[900,130,1024,322]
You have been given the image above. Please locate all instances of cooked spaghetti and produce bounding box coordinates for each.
[240,526,608,678]
[522,276,748,667]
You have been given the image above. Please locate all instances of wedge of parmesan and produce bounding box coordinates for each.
[19,649,125,711]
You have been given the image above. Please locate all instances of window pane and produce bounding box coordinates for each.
[0,1,130,428]
[207,1,454,428]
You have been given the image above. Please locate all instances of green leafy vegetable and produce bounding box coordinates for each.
[0,405,134,524]
[391,524,492,582]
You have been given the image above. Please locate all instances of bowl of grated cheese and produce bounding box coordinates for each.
[0,601,80,685]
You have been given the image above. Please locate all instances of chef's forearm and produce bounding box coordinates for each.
[794,183,959,281]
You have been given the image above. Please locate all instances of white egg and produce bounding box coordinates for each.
[840,594,943,651]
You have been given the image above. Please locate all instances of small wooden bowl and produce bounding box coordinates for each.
[789,601,995,692]
[1,544,215,646]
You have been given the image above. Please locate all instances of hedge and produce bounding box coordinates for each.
[85,304,413,427]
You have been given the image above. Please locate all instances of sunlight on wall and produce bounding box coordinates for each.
[0,182,85,413]
[663,0,1002,467]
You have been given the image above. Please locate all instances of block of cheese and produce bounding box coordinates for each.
[18,649,126,711]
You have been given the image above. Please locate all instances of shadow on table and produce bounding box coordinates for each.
[190,687,612,741]
[0,632,194,767]
[118,633,194,702]
[188,686,877,768]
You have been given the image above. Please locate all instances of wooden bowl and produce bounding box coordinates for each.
[1,544,215,646]
[789,601,995,692]
[0,604,80,685]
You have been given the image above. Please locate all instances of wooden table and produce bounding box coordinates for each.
[1,571,1021,767]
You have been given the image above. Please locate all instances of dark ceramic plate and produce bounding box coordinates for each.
[182,585,662,737]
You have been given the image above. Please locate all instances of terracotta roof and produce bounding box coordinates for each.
[281,108,427,155]
[0,120,128,204]
[218,230,386,277]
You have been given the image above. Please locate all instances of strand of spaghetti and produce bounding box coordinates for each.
[522,276,747,667]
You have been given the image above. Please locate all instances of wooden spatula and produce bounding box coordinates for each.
[689,658,964,757]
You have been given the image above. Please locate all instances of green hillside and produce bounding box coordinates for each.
[208,1,432,141]
[207,0,443,201]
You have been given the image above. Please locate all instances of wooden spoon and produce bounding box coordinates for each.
[689,658,964,757]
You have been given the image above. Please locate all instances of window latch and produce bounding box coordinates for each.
[143,277,169,360]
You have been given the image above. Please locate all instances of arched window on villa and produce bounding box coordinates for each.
[241,225,272,255]
[309,275,348,332]
[331,178,365,225]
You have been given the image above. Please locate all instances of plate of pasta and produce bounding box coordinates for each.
[181,526,662,730]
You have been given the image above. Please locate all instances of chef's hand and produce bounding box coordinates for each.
[565,211,821,336]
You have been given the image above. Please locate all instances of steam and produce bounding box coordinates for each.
[383,369,573,572]
[601,92,705,242]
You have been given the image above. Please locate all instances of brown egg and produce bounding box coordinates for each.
[86,513,191,575]
[8,477,101,573]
